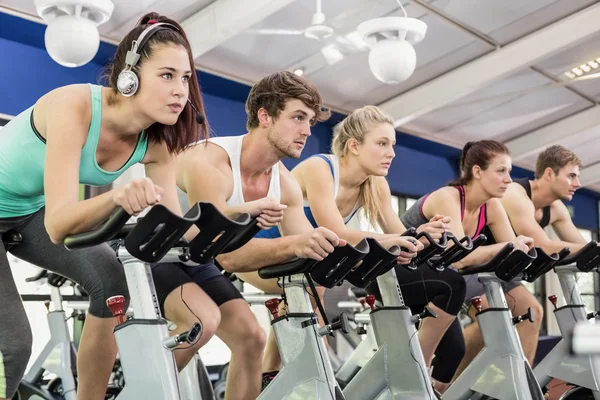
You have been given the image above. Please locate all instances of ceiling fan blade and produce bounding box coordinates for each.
[245,29,305,36]
[321,44,345,66]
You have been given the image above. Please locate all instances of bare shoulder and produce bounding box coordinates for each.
[503,181,528,201]
[428,186,460,204]
[35,84,92,137]
[374,175,391,194]
[550,198,570,217]
[176,141,232,190]
[179,141,230,171]
[486,197,504,213]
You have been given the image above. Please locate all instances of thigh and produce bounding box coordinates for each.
[236,271,281,294]
[10,209,127,314]
[197,274,243,307]
[396,266,456,308]
[164,282,220,328]
[152,262,195,315]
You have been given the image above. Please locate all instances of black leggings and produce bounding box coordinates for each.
[431,319,465,383]
[366,265,467,316]
[0,208,128,398]
[366,265,467,383]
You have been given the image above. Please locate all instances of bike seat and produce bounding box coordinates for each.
[349,287,368,298]
[2,230,22,246]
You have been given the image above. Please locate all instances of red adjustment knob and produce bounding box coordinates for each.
[471,296,483,313]
[265,298,281,318]
[548,295,558,310]
[359,298,366,308]
[106,296,127,324]
[365,295,376,311]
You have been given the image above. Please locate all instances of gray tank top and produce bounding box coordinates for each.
[401,187,487,238]
[401,195,429,230]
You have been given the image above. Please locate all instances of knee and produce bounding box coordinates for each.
[82,262,130,318]
[432,272,468,316]
[200,306,222,342]
[187,310,220,353]
[232,322,267,357]
[529,300,544,328]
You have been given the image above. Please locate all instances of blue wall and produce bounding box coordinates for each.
[0,11,598,230]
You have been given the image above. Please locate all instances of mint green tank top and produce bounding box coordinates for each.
[0,84,149,217]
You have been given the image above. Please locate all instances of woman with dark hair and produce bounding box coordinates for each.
[0,12,210,400]
[399,140,537,392]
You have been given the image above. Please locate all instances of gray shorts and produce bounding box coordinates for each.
[463,274,523,303]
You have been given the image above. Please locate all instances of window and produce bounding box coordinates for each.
[576,228,597,314]
[406,197,417,211]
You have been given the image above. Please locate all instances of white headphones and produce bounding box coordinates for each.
[116,21,179,97]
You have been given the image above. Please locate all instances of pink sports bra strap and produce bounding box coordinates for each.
[474,203,487,237]
[456,185,487,238]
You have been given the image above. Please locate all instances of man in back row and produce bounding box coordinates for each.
[454,144,590,381]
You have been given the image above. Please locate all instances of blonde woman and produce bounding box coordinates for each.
[257,106,454,386]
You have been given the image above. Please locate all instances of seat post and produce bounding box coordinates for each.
[280,274,314,314]
[479,273,509,308]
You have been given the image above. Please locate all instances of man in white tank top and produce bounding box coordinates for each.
[156,72,414,398]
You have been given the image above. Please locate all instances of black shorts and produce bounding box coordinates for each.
[151,262,243,316]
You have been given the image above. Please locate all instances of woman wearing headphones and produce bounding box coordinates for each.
[0,13,210,400]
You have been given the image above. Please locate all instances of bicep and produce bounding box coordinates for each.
[279,171,314,236]
[425,191,465,238]
[552,204,587,244]
[183,160,231,212]
[303,162,347,233]
[487,199,516,243]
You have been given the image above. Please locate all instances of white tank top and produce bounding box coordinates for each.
[177,135,281,212]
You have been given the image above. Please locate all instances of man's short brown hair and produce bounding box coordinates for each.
[245,71,331,130]
[535,145,583,179]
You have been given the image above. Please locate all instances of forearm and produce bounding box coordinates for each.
[221,203,250,220]
[45,190,119,244]
[539,239,586,256]
[453,243,508,269]
[337,227,399,246]
[216,236,297,272]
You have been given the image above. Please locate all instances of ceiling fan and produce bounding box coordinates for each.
[245,0,370,67]
[246,0,335,41]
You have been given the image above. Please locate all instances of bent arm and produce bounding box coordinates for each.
[217,169,310,271]
[502,189,586,254]
[43,89,120,243]
[299,160,400,245]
